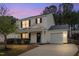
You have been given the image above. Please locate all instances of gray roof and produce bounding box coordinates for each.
[49,25,69,30]
[20,13,53,21]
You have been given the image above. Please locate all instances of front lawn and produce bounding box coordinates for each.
[0,44,37,56]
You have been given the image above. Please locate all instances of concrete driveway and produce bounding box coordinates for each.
[19,44,78,56]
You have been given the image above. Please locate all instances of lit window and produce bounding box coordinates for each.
[22,33,29,39]
[36,18,42,24]
[22,20,29,28]
[37,18,41,24]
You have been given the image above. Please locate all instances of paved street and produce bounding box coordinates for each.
[19,44,78,56]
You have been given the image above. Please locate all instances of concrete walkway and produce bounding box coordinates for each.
[19,44,78,56]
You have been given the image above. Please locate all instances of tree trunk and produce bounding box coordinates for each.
[4,34,7,49]
[69,25,72,38]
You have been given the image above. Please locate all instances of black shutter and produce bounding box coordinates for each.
[29,20,30,27]
[21,33,22,39]
[21,21,22,28]
[40,18,42,23]
[29,33,31,39]
[36,18,37,24]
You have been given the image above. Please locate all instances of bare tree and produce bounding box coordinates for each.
[0,4,9,16]
[42,5,57,15]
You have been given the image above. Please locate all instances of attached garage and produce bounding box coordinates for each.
[48,25,68,44]
[41,29,68,44]
[50,31,68,43]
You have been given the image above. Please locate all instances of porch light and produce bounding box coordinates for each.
[63,32,67,38]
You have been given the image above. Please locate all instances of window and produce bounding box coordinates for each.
[36,18,42,24]
[22,33,29,39]
[22,20,29,28]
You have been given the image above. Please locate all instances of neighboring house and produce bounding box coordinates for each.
[6,13,68,44]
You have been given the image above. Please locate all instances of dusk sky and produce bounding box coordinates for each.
[2,3,79,19]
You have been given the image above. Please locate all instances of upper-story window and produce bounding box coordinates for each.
[36,18,42,24]
[21,20,30,28]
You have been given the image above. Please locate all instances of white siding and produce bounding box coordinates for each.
[30,17,45,29]
[41,31,50,43]
[63,31,68,43]
[30,30,68,44]
[7,33,21,39]
[42,30,68,44]
[46,14,55,29]
[30,14,55,29]
[30,33,37,43]
[16,20,21,29]
[17,14,55,30]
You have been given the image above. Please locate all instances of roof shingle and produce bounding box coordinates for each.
[49,25,69,30]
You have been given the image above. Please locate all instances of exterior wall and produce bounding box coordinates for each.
[46,14,55,29]
[40,30,68,44]
[0,30,68,44]
[29,14,55,29]
[62,31,68,43]
[30,31,48,44]
[7,33,21,39]
[16,20,21,29]
[30,31,50,44]
[16,14,55,30]
[30,33,37,43]
[41,30,50,43]
[0,34,4,43]
[30,17,45,29]
[30,29,68,44]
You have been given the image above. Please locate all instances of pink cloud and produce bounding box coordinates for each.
[9,8,44,19]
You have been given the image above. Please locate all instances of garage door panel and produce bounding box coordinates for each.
[50,33,63,43]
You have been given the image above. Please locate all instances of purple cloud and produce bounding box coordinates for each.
[3,3,79,19]
[9,8,43,19]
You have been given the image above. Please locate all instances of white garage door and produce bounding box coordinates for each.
[50,33,63,43]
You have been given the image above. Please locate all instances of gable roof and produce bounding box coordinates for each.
[21,13,53,21]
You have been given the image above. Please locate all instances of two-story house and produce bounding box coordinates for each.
[6,13,68,44]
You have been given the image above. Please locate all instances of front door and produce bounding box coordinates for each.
[37,32,41,43]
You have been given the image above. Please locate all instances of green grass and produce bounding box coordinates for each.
[0,44,37,56]
[0,51,5,56]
